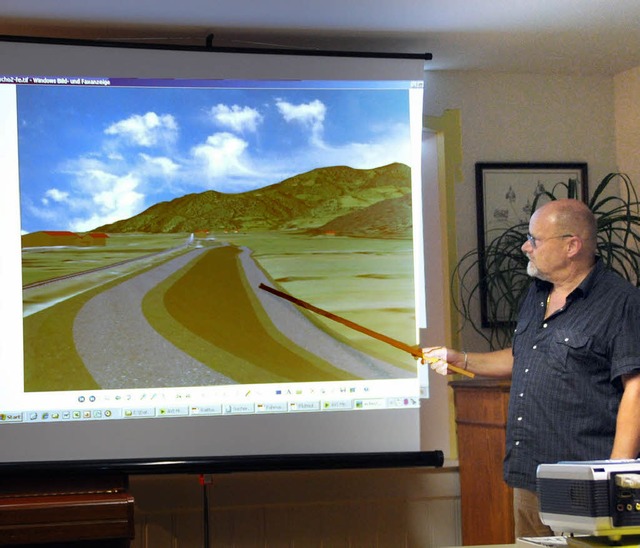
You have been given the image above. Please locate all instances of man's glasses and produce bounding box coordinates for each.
[526,233,573,249]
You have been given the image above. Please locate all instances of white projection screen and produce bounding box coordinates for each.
[0,37,432,469]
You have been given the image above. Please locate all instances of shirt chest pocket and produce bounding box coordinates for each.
[514,320,604,377]
[548,329,606,377]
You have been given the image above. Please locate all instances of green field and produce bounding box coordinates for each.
[22,233,189,285]
[22,231,417,391]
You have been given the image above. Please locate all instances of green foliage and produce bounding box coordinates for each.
[453,172,640,350]
[592,173,640,285]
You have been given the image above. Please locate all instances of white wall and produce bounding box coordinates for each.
[423,70,616,351]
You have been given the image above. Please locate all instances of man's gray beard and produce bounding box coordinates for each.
[527,260,537,277]
[527,260,549,281]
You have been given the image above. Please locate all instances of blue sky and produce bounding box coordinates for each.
[17,80,415,233]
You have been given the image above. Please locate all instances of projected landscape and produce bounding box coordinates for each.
[18,81,418,392]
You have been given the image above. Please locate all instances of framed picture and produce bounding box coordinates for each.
[475,162,588,326]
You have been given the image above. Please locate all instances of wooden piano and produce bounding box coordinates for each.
[0,473,134,547]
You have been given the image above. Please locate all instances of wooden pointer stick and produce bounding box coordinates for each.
[258,283,474,378]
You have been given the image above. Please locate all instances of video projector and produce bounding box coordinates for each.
[537,460,640,539]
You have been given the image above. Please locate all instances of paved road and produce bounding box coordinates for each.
[73,244,413,389]
[73,248,235,388]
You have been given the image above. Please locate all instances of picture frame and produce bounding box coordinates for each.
[475,161,588,326]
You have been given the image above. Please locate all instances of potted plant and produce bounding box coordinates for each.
[453,172,640,350]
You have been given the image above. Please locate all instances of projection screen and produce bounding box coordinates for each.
[0,37,428,466]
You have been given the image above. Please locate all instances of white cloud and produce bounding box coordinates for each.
[28,169,146,232]
[138,153,180,177]
[42,188,69,205]
[69,174,145,232]
[276,99,326,124]
[255,118,412,178]
[48,154,149,231]
[94,175,141,210]
[276,99,326,146]
[330,122,412,169]
[26,199,60,224]
[105,112,178,147]
[191,132,254,180]
[210,104,263,133]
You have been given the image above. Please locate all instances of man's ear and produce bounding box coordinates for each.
[566,235,583,258]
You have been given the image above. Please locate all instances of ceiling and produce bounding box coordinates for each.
[1,0,640,75]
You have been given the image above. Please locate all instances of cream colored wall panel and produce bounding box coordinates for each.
[215,506,265,547]
[614,65,640,186]
[129,467,460,547]
[176,512,205,547]
[423,71,616,352]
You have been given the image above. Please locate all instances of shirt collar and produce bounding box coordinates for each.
[575,256,604,298]
[534,256,603,300]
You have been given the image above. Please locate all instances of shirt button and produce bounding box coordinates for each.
[542,323,548,328]
[532,345,537,350]
[519,393,524,397]
[525,368,529,373]
[564,337,569,342]
[515,441,520,446]
[517,416,523,421]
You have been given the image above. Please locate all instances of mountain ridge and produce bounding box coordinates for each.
[94,162,412,236]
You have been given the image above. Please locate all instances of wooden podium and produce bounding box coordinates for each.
[0,473,134,547]
[450,379,514,546]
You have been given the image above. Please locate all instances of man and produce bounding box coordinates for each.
[425,198,640,537]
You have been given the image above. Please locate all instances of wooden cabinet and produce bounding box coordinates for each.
[450,379,514,546]
[0,473,134,547]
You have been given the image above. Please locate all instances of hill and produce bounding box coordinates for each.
[94,163,412,236]
[310,193,412,238]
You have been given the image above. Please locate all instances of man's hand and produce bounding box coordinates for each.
[422,346,450,375]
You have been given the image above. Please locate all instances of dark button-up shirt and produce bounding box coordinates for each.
[504,259,640,491]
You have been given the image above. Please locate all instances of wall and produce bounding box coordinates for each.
[614,65,640,184]
[424,70,616,351]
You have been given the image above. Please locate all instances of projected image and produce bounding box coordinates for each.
[19,79,419,393]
